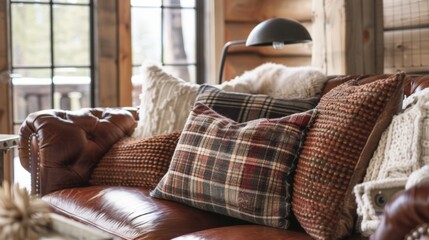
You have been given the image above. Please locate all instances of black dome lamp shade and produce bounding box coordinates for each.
[218,18,312,84]
[246,18,312,47]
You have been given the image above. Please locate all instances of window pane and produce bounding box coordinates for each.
[163,8,196,64]
[54,68,91,110]
[132,67,142,107]
[12,69,52,122]
[11,4,50,67]
[163,65,196,83]
[11,0,49,2]
[53,5,90,66]
[53,0,90,4]
[131,0,161,7]
[162,0,195,7]
[132,8,161,65]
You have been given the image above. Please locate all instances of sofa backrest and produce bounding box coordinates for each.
[322,74,429,97]
[18,73,429,196]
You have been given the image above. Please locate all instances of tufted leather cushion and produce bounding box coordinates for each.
[19,108,137,195]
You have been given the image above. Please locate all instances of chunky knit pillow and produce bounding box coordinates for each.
[292,73,405,239]
[196,85,318,123]
[90,132,181,189]
[133,62,200,138]
[151,103,316,229]
[354,88,429,236]
[364,87,429,182]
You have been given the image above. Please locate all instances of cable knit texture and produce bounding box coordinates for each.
[133,62,200,138]
[364,88,429,181]
[354,88,429,236]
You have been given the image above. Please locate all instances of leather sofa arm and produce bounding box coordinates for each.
[371,181,429,240]
[18,108,138,196]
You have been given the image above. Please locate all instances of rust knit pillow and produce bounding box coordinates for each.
[291,73,405,239]
[90,132,181,189]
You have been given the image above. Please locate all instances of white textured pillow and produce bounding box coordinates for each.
[133,62,200,138]
[220,62,327,99]
[354,88,429,236]
[364,88,429,182]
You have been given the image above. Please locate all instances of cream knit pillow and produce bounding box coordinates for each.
[364,88,429,182]
[133,62,200,138]
[354,88,429,236]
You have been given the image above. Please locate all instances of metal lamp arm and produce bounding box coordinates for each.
[217,40,246,84]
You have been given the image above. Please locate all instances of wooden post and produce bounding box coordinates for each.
[118,0,132,107]
[94,0,119,107]
[0,0,11,135]
[0,0,14,183]
[312,0,384,75]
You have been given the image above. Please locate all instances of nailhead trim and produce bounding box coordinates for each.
[406,224,429,240]
[27,133,41,195]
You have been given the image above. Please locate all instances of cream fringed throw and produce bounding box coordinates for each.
[354,88,429,236]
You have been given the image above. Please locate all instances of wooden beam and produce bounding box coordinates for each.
[324,0,347,74]
[0,0,13,183]
[118,0,132,107]
[0,0,12,135]
[94,0,118,107]
[311,0,383,75]
[311,0,327,73]
[374,0,384,73]
[206,0,224,84]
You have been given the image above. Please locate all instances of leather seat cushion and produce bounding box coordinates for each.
[42,186,246,240]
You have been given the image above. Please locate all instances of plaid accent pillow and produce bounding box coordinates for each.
[90,132,181,189]
[196,85,318,123]
[151,103,316,229]
[292,73,405,239]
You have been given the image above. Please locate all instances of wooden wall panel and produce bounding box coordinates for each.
[384,28,429,73]
[222,0,313,80]
[225,0,312,22]
[225,54,311,80]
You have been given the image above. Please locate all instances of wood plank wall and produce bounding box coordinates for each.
[383,0,429,73]
[312,0,384,75]
[222,0,313,81]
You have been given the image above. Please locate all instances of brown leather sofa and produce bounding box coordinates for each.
[18,74,429,240]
